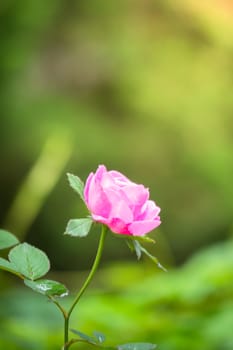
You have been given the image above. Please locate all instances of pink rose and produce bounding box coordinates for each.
[84,165,161,236]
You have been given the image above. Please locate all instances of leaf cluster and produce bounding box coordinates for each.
[0,229,68,298]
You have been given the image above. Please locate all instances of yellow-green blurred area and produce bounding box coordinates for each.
[0,0,233,349]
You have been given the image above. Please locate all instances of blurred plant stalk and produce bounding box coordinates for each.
[4,134,73,240]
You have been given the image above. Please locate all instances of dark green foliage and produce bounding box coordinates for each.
[0,240,233,349]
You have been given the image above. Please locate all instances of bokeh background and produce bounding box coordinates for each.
[0,1,233,349]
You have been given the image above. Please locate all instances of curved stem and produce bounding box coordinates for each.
[68,225,107,316]
[48,296,68,319]
[63,224,107,349]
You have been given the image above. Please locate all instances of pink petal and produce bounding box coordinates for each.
[84,165,106,206]
[129,218,161,236]
[92,215,130,235]
[137,200,161,220]
[109,200,133,223]
[92,214,110,225]
[121,184,149,206]
[95,165,107,181]
[88,187,111,217]
[108,218,130,234]
[83,172,94,205]
[85,170,111,217]
[84,166,104,205]
[104,188,122,205]
[146,200,161,216]
[108,170,131,187]
[100,171,116,189]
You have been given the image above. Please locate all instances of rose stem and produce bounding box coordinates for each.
[63,224,107,349]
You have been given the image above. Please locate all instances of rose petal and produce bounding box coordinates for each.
[137,200,161,220]
[88,186,111,217]
[84,166,105,206]
[110,200,133,223]
[100,171,116,189]
[103,187,121,205]
[91,215,130,235]
[108,218,130,234]
[129,218,161,236]
[121,184,149,207]
[84,168,111,217]
[95,165,107,181]
[83,172,94,204]
[84,165,106,206]
[92,214,110,226]
[108,170,131,187]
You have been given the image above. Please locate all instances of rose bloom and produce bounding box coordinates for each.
[83,165,161,236]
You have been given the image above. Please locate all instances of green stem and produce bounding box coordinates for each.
[48,296,68,319]
[63,224,107,349]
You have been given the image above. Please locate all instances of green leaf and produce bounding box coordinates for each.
[67,173,85,201]
[126,239,142,260]
[24,279,69,297]
[93,331,106,344]
[65,218,92,237]
[70,329,106,345]
[132,240,142,260]
[70,329,97,344]
[0,257,22,276]
[139,244,167,272]
[127,239,166,271]
[117,343,157,350]
[8,243,50,280]
[0,229,19,250]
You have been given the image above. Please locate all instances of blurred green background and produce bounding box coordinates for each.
[0,0,233,349]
